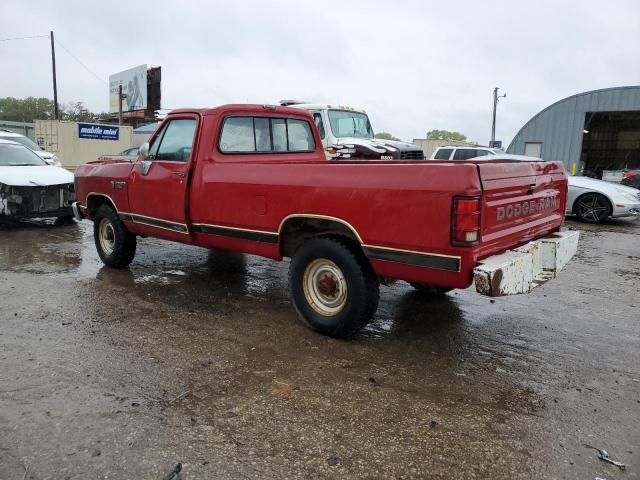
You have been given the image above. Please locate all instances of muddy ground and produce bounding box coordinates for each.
[0,217,638,479]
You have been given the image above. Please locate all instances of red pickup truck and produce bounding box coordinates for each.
[73,104,578,337]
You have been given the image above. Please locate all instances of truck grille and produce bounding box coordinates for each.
[400,150,425,160]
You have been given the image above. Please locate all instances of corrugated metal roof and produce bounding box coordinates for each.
[507,86,640,171]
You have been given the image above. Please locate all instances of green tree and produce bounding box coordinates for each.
[61,101,97,122]
[426,129,467,141]
[0,97,112,123]
[375,132,400,141]
[0,97,54,122]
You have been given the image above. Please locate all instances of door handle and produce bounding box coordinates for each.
[173,172,185,178]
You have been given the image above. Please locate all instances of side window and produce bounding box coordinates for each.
[287,119,314,152]
[255,118,271,152]
[313,113,326,139]
[153,119,197,162]
[433,148,453,160]
[475,149,490,157]
[219,117,255,152]
[453,149,478,160]
[147,123,168,159]
[219,116,315,154]
[271,118,287,151]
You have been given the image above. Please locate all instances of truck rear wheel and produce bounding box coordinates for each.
[289,236,379,338]
[93,204,136,268]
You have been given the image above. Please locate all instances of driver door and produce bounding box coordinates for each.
[128,116,198,240]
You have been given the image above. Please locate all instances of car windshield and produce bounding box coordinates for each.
[327,110,374,139]
[0,143,47,166]
[0,135,41,151]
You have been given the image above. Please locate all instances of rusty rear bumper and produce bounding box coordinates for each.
[473,230,580,296]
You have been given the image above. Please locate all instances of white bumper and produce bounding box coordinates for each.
[612,203,640,218]
[473,231,579,296]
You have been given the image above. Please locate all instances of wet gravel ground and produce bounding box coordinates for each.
[0,217,638,479]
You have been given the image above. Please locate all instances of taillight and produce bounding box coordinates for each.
[623,171,638,180]
[452,196,481,246]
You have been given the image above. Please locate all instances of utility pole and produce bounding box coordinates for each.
[490,87,506,147]
[50,31,59,120]
[118,85,127,125]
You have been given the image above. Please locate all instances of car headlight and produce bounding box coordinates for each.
[616,189,639,202]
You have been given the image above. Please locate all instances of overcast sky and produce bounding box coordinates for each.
[1,0,639,145]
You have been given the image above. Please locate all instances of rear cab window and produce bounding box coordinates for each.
[219,116,316,154]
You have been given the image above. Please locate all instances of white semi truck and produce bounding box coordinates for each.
[280,101,424,160]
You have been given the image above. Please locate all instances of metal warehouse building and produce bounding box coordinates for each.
[507,86,640,175]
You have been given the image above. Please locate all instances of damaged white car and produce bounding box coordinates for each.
[0,139,75,225]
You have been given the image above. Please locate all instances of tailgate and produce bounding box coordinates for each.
[477,160,567,257]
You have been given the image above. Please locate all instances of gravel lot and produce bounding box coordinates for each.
[0,217,638,479]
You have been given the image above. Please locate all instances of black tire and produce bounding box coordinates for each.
[93,204,136,268]
[409,282,453,295]
[574,193,611,223]
[289,236,379,338]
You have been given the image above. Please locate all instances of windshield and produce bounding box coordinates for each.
[0,135,41,151]
[0,143,47,166]
[328,110,374,139]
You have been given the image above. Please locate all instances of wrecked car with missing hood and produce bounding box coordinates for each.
[0,139,75,224]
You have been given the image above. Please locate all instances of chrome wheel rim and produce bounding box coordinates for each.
[98,217,116,256]
[577,194,608,222]
[302,258,348,316]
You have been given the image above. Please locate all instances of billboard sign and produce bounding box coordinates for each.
[109,64,147,113]
[78,123,120,141]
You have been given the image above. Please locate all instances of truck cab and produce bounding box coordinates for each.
[280,101,424,160]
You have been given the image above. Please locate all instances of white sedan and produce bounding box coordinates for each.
[0,129,61,166]
[568,175,640,223]
[0,139,75,224]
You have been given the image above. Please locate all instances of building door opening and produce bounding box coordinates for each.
[580,111,640,178]
[524,142,542,158]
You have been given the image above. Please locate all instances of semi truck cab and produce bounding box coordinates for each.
[280,101,424,160]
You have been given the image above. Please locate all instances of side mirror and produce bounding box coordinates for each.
[139,142,150,159]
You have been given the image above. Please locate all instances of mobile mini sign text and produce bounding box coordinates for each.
[78,123,120,141]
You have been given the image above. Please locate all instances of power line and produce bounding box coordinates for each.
[0,34,48,42]
[54,38,107,85]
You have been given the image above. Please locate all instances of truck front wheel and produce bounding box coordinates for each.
[93,204,136,268]
[289,237,379,338]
